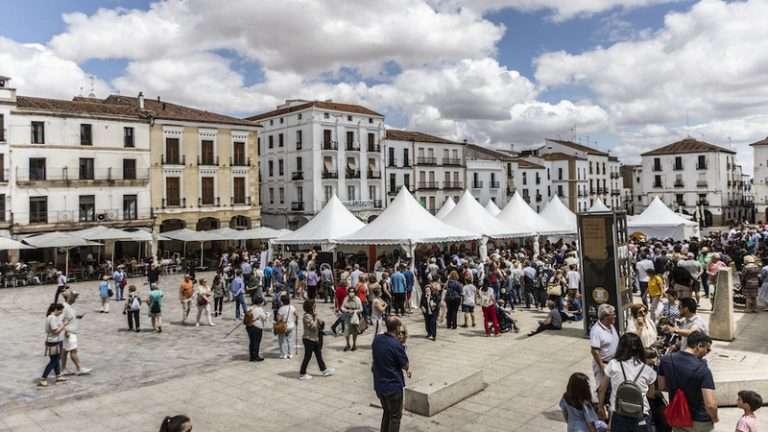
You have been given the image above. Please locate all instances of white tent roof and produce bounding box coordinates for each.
[435,197,456,219]
[540,196,577,234]
[442,191,516,238]
[484,200,501,217]
[497,192,569,237]
[237,227,289,240]
[588,198,611,212]
[273,195,365,245]
[72,226,134,241]
[337,187,480,245]
[23,231,102,248]
[629,197,699,228]
[0,237,32,251]
[161,229,220,242]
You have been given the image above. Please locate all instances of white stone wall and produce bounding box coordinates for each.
[466,159,505,207]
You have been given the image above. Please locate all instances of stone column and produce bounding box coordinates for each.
[709,267,735,341]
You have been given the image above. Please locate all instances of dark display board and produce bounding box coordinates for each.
[578,211,631,334]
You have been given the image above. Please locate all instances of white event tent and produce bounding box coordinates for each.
[272,195,365,247]
[628,196,700,240]
[337,187,480,249]
[588,198,611,212]
[0,237,32,251]
[484,200,501,217]
[497,192,568,237]
[23,231,102,274]
[442,191,520,259]
[435,197,456,219]
[539,196,577,234]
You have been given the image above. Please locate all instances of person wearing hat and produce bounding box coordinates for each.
[741,255,761,313]
[61,289,92,376]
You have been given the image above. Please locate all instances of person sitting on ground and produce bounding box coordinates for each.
[561,290,583,322]
[528,300,562,336]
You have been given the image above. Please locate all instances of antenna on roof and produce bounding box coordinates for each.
[88,75,96,98]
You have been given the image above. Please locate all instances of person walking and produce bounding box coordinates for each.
[230,270,247,321]
[444,271,462,330]
[658,331,718,431]
[372,316,411,432]
[331,280,349,336]
[461,275,477,328]
[478,282,500,337]
[299,299,336,380]
[195,278,214,327]
[39,303,68,387]
[98,275,111,313]
[306,264,319,300]
[390,266,406,316]
[179,274,194,324]
[341,289,363,351]
[276,294,298,359]
[212,273,225,318]
[147,283,164,333]
[113,265,127,301]
[590,304,619,387]
[244,298,267,362]
[597,333,657,431]
[371,284,388,336]
[54,271,67,303]
[124,285,142,332]
[60,290,92,376]
[320,263,334,303]
[420,285,439,341]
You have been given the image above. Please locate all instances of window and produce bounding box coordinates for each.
[165,138,180,164]
[296,156,303,171]
[278,159,284,176]
[389,173,396,192]
[589,162,593,175]
[279,117,284,124]
[0,154,4,181]
[201,177,215,205]
[79,195,96,222]
[676,194,685,206]
[279,187,285,204]
[297,185,304,203]
[80,124,92,146]
[473,172,479,187]
[347,115,352,121]
[697,155,706,170]
[347,185,356,201]
[29,196,48,223]
[268,160,274,177]
[296,130,302,150]
[369,185,376,201]
[522,172,527,185]
[201,140,215,165]
[403,148,410,166]
[0,194,4,221]
[654,175,662,188]
[268,135,274,149]
[124,127,134,147]
[123,195,138,220]
[323,129,332,148]
[123,159,136,180]
[0,114,4,141]
[388,147,395,166]
[233,177,246,205]
[369,117,373,124]
[257,137,261,156]
[29,158,46,180]
[166,177,180,206]
[674,156,683,170]
[368,133,375,149]
[233,141,246,165]
[269,188,274,204]
[298,113,303,120]
[31,121,45,144]
[558,168,563,180]
[653,158,662,171]
[324,112,330,119]
[278,133,284,147]
[324,185,333,203]
[346,131,355,149]
[79,158,95,180]
[558,185,564,196]
[535,173,541,185]
[404,173,411,190]
[269,119,274,125]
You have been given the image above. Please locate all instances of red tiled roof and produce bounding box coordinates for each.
[749,137,768,147]
[16,96,143,118]
[245,100,383,121]
[641,138,735,156]
[104,95,255,127]
[384,129,460,145]
[538,152,586,162]
[545,138,610,157]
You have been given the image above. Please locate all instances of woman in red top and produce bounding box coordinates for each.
[331,280,348,336]
[357,275,370,323]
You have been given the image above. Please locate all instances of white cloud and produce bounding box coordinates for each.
[50,0,504,76]
[0,37,110,99]
[430,0,681,21]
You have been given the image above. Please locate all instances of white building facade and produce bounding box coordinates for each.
[463,144,514,208]
[751,137,768,222]
[248,100,386,229]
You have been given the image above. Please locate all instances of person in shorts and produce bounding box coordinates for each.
[461,275,477,327]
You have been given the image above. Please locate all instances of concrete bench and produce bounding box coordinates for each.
[404,369,486,417]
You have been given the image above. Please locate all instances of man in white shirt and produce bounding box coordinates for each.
[590,304,619,385]
[566,265,581,293]
[635,253,654,307]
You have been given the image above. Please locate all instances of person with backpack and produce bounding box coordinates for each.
[597,332,657,431]
[444,271,463,330]
[124,285,142,332]
[147,283,164,333]
[658,331,718,431]
[244,298,267,362]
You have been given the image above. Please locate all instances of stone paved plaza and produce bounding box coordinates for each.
[0,272,764,431]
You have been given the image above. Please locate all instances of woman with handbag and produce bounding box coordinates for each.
[341,289,362,351]
[39,303,69,387]
[299,299,335,380]
[276,294,298,359]
[195,278,214,327]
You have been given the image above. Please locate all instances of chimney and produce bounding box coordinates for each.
[138,92,145,109]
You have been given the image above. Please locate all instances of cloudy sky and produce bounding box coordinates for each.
[2,0,766,171]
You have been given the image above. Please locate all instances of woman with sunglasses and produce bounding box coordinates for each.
[626,303,657,349]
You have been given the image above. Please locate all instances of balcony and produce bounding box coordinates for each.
[611,190,621,196]
[291,201,304,211]
[230,157,251,167]
[16,167,150,187]
[322,170,338,179]
[162,197,187,209]
[489,181,500,189]
[367,143,381,153]
[442,158,463,166]
[367,169,381,179]
[230,196,251,206]
[322,141,338,151]
[291,171,304,180]
[417,181,439,190]
[346,143,360,152]
[161,154,186,166]
[198,197,221,208]
[443,181,464,190]
[696,180,708,188]
[346,169,360,179]
[197,155,219,166]
[472,181,484,189]
[416,156,437,165]
[610,172,620,179]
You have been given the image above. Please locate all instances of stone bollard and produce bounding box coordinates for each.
[709,267,735,341]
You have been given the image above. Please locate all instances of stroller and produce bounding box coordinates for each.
[495,304,520,333]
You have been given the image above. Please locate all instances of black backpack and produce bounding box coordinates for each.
[615,362,647,418]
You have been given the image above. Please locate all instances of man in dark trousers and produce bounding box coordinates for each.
[372,316,411,432]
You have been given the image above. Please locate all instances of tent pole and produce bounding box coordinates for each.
[479,237,488,261]
[533,235,540,260]
[200,241,204,269]
[65,248,70,277]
